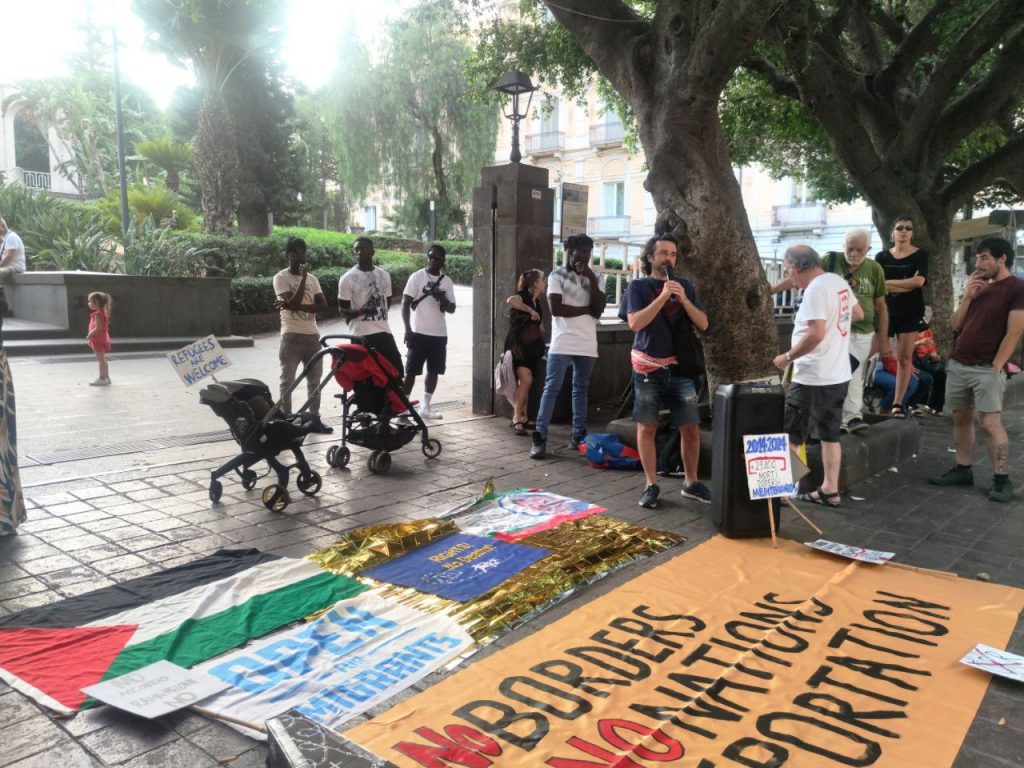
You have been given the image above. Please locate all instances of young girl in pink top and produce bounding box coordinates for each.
[87,292,112,386]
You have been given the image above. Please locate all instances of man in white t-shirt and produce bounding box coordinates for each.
[530,234,607,459]
[273,237,331,432]
[0,218,27,282]
[402,244,456,419]
[338,237,404,377]
[773,245,864,507]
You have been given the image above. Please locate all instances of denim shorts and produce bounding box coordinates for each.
[632,368,699,427]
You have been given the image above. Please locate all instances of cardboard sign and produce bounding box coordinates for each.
[560,182,589,239]
[742,432,797,499]
[805,538,895,565]
[961,643,1024,683]
[81,660,228,718]
[167,335,232,386]
[362,533,548,602]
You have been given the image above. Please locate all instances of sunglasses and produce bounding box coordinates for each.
[894,225,913,232]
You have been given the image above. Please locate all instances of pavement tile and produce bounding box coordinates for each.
[58,533,111,552]
[25,492,79,506]
[18,516,73,533]
[186,722,256,761]
[38,565,100,590]
[125,488,170,502]
[72,486,120,500]
[74,543,130,563]
[138,543,198,563]
[115,737,219,768]
[0,713,73,764]
[0,691,44,728]
[17,553,81,574]
[181,533,240,552]
[78,720,176,765]
[63,510,113,526]
[0,575,50,600]
[91,553,151,575]
[44,501,96,518]
[1,590,61,614]
[222,748,268,768]
[107,481,153,493]
[116,533,172,552]
[6,740,103,768]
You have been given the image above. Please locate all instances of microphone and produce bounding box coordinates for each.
[664,265,678,303]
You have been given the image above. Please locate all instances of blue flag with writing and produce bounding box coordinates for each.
[363,533,549,602]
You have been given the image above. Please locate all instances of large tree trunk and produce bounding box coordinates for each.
[237,203,271,237]
[195,93,239,236]
[641,114,778,383]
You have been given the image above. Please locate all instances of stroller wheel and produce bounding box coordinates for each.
[326,445,350,468]
[240,470,258,491]
[422,438,442,459]
[262,484,290,513]
[298,470,322,496]
[368,450,392,474]
[209,480,223,504]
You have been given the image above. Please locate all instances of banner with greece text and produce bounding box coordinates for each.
[349,536,1024,768]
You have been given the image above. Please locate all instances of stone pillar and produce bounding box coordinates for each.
[472,163,553,415]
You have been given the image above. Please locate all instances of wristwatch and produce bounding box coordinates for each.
[785,351,793,362]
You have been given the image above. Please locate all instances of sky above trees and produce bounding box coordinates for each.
[4,0,415,107]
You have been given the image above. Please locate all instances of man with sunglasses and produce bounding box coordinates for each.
[772,229,887,433]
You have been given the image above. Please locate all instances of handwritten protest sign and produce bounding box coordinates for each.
[81,660,228,718]
[743,432,796,500]
[961,643,1024,684]
[805,538,896,565]
[167,335,232,386]
[349,536,1024,768]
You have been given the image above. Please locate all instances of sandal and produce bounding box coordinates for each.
[513,421,529,436]
[797,486,841,507]
[890,405,906,419]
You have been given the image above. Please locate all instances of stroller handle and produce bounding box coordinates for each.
[319,333,368,348]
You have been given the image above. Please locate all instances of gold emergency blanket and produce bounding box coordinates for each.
[310,515,684,643]
[349,536,1024,768]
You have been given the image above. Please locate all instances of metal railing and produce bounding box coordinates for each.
[589,122,625,147]
[525,131,565,155]
[587,215,631,236]
[14,167,51,191]
[771,201,826,229]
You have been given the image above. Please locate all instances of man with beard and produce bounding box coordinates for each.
[338,237,404,377]
[929,238,1024,502]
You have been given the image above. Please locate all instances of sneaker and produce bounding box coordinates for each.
[657,467,686,478]
[639,483,660,508]
[569,430,587,449]
[846,417,868,433]
[418,406,443,420]
[309,418,334,434]
[989,476,1014,503]
[89,377,111,387]
[530,431,546,459]
[681,481,712,504]
[928,465,974,487]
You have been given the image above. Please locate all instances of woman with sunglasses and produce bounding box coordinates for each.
[875,216,929,418]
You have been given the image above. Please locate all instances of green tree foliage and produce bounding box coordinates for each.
[136,138,193,192]
[743,0,1024,347]
[326,0,498,238]
[134,0,291,235]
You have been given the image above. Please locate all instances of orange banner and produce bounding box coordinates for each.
[348,536,1024,767]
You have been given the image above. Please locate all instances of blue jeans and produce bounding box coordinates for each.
[874,368,918,410]
[534,353,596,440]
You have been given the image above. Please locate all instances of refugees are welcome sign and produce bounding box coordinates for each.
[743,432,796,499]
[167,335,232,386]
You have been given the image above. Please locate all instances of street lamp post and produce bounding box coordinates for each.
[493,70,537,164]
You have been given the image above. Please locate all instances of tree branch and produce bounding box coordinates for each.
[933,24,1024,157]
[743,55,800,100]
[873,0,956,96]
[845,0,886,71]
[941,132,1024,212]
[866,1,906,45]
[902,0,1024,154]
[539,0,647,102]
[687,0,784,97]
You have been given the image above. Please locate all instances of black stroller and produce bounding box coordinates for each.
[317,334,442,474]
[199,378,322,512]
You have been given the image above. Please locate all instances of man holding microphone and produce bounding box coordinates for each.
[619,233,711,508]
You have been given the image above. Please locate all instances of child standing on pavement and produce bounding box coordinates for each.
[87,292,112,386]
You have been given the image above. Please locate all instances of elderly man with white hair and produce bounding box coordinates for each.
[772,228,887,432]
[773,245,864,507]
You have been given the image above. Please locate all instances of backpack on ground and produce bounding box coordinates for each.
[578,433,641,470]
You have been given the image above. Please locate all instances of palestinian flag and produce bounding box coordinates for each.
[0,548,366,715]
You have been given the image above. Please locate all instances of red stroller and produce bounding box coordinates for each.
[318,334,442,473]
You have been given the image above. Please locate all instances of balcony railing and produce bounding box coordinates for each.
[589,122,625,148]
[772,201,827,230]
[587,215,631,237]
[13,167,52,191]
[525,131,565,155]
